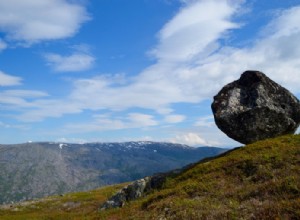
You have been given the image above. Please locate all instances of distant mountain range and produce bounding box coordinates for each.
[0,141,227,204]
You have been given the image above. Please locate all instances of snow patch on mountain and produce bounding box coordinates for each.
[59,144,68,149]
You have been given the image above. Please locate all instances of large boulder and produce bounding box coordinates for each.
[211,70,300,144]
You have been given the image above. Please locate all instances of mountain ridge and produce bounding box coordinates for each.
[0,141,226,205]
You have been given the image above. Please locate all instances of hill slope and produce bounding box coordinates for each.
[0,135,299,219]
[0,141,225,204]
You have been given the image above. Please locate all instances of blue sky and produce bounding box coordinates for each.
[0,0,300,146]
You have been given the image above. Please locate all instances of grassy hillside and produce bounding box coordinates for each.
[1,135,299,219]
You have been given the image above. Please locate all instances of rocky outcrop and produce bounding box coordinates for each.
[212,70,300,144]
[100,178,150,209]
[100,173,170,210]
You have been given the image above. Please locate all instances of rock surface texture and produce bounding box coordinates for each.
[212,70,300,144]
[100,168,184,210]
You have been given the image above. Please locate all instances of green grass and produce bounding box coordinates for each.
[1,134,299,219]
[0,184,127,220]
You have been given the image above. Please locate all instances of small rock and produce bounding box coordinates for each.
[211,70,300,144]
[100,174,170,210]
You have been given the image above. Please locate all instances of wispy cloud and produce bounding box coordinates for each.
[128,113,158,127]
[44,44,95,72]
[151,0,240,62]
[0,0,90,43]
[167,120,241,147]
[45,52,95,72]
[15,99,82,122]
[63,113,159,134]
[0,39,7,51]
[0,121,29,130]
[0,89,48,110]
[1,90,48,98]
[0,71,22,86]
[194,115,215,127]
[170,132,208,146]
[164,114,186,123]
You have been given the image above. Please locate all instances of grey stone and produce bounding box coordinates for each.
[125,178,148,200]
[100,170,181,210]
[211,70,300,144]
[100,177,152,210]
[100,189,127,210]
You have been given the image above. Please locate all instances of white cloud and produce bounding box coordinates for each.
[170,132,208,146]
[0,0,90,43]
[151,0,240,62]
[0,121,29,130]
[15,99,82,122]
[262,6,300,39]
[0,71,22,86]
[67,74,186,112]
[128,113,158,127]
[2,90,48,98]
[164,114,186,123]
[45,52,95,72]
[168,123,241,147]
[56,137,87,144]
[0,39,7,51]
[62,113,158,134]
[0,89,49,110]
[194,115,215,127]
